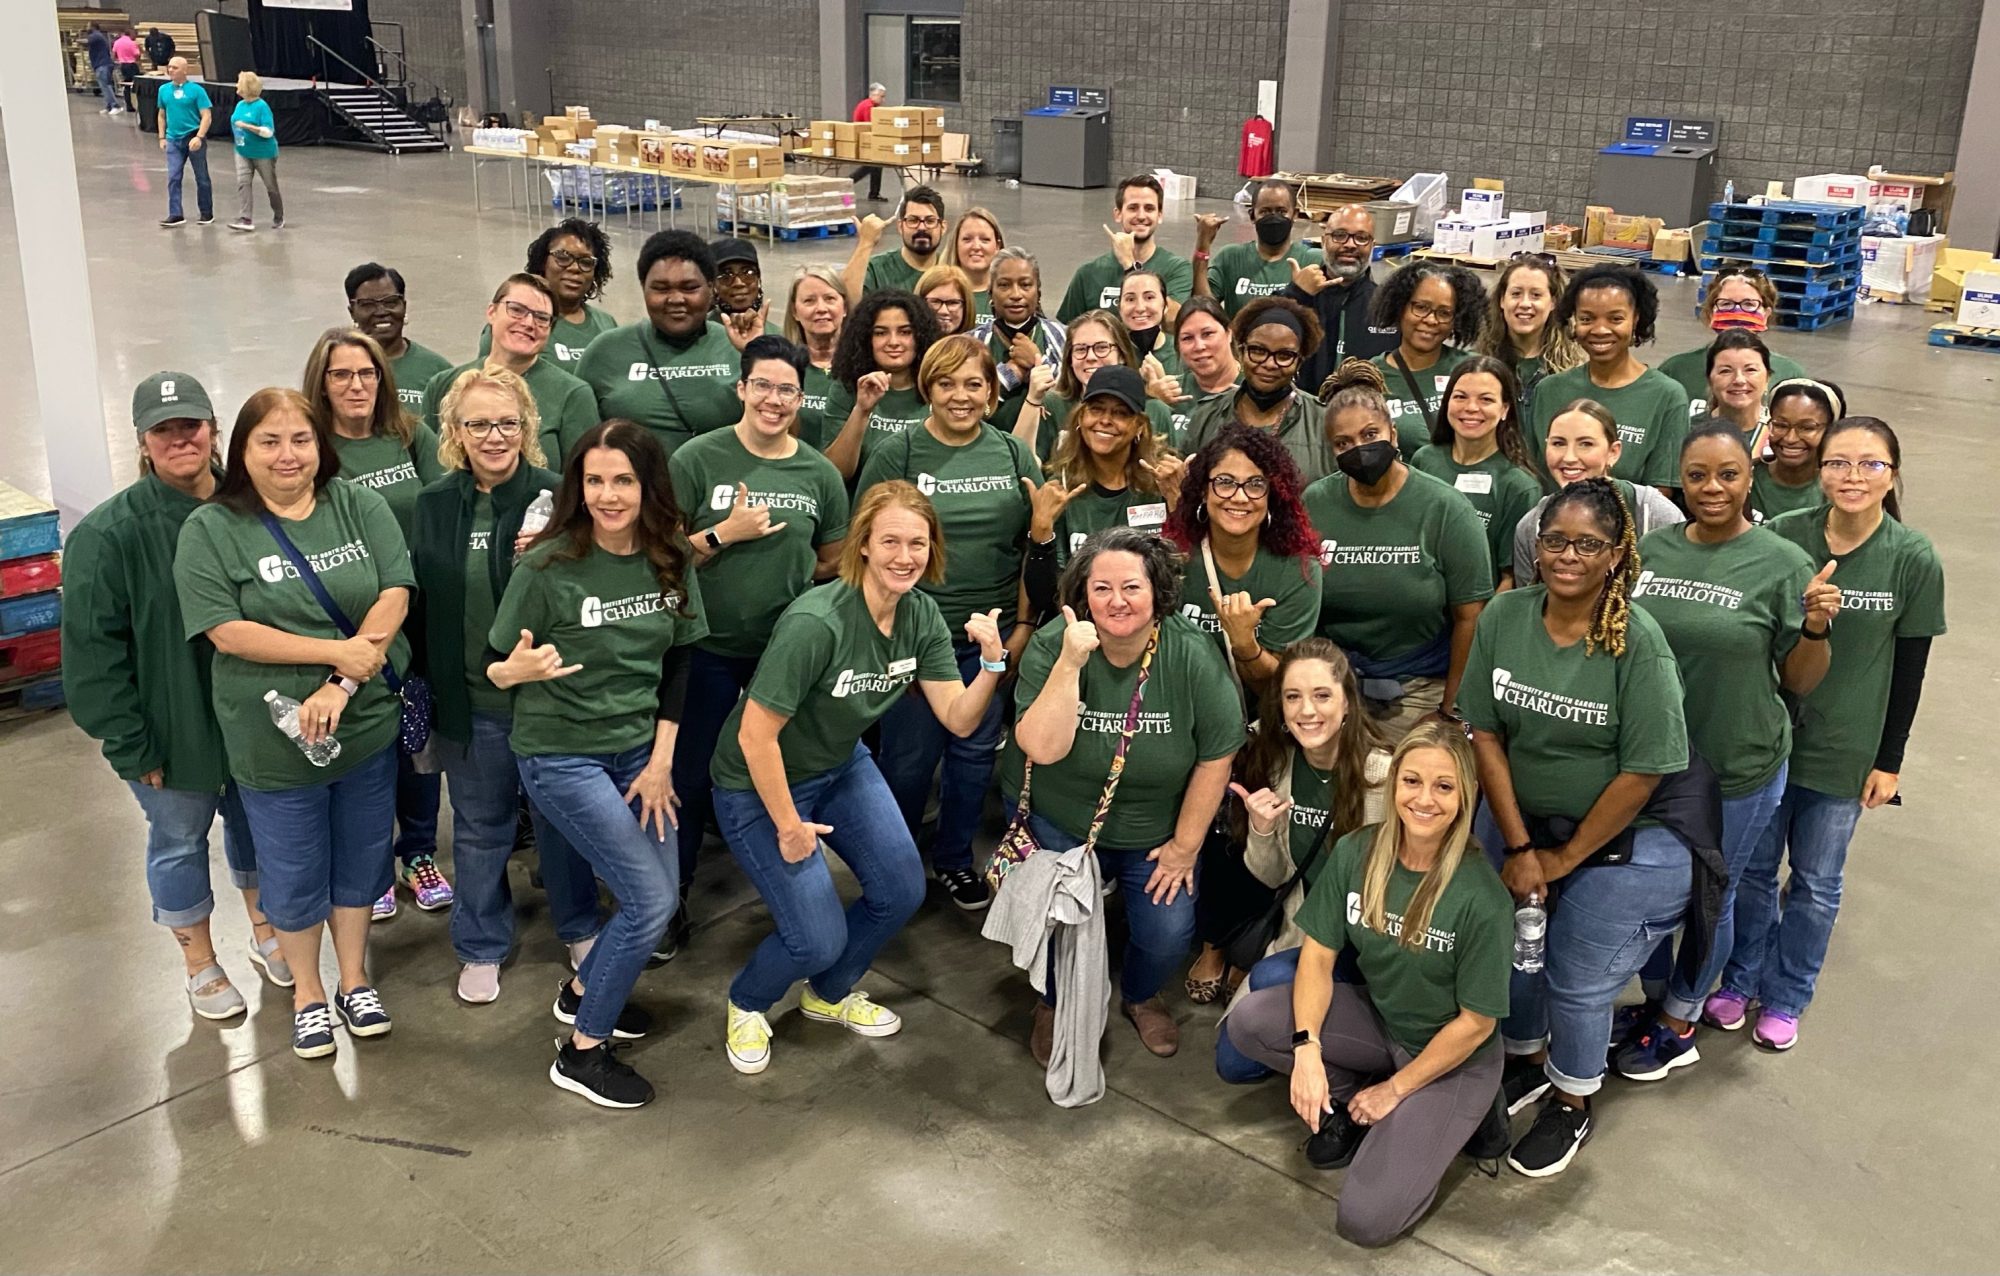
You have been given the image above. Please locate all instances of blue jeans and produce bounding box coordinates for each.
[713,743,925,1013]
[127,781,259,927]
[1662,764,1788,1022]
[440,713,600,964]
[237,746,398,932]
[95,63,118,109]
[1028,811,1196,1006]
[517,744,679,1041]
[164,134,212,220]
[1722,781,1863,1018]
[393,750,441,865]
[876,641,1007,874]
[668,647,760,887]
[1215,947,1303,1082]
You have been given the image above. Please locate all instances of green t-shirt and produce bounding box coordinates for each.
[818,382,930,459]
[1766,508,1946,799]
[1528,365,1691,488]
[1052,481,1172,563]
[330,426,443,540]
[1284,746,1340,888]
[855,423,1041,629]
[1655,345,1808,421]
[461,495,513,717]
[669,430,851,657]
[1208,241,1321,317]
[709,582,960,789]
[1632,525,1812,796]
[1408,445,1543,580]
[1003,613,1244,849]
[1057,247,1196,324]
[173,479,415,791]
[1302,469,1494,662]
[1750,466,1822,523]
[1183,389,1332,486]
[861,249,928,296]
[1170,374,1241,451]
[1177,544,1322,660]
[1371,348,1470,459]
[487,540,708,758]
[389,340,454,413]
[1035,391,1175,465]
[972,289,992,320]
[1459,585,1689,823]
[421,357,599,473]
[797,364,837,453]
[574,320,741,459]
[1292,825,1513,1057]
[476,302,618,368]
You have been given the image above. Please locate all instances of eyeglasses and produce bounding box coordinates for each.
[1070,341,1117,360]
[501,298,554,329]
[1819,458,1895,476]
[1323,230,1375,246]
[901,215,943,230]
[550,248,599,272]
[1534,532,1613,558]
[326,367,381,387]
[460,417,523,439]
[1405,301,1454,323]
[1208,474,1270,499]
[716,262,760,281]
[350,295,405,314]
[1712,298,1765,314]
[1242,343,1300,369]
[1765,417,1825,436]
[929,298,965,311]
[745,377,802,404]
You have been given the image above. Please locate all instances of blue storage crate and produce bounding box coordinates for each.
[0,483,59,562]
[0,590,59,639]
[1705,200,1866,230]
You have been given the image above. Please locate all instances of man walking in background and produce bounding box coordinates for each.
[847,81,888,204]
[156,57,214,228]
[86,24,121,115]
[113,28,142,112]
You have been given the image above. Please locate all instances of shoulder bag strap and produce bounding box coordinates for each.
[1275,798,1340,896]
[1389,350,1436,434]
[259,510,403,694]
[1079,627,1157,852]
[1198,537,1247,697]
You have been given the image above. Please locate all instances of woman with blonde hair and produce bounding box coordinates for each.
[302,326,450,918]
[227,70,282,232]
[917,263,977,336]
[942,206,1005,317]
[781,264,847,446]
[1476,254,1580,424]
[1225,720,1512,1246]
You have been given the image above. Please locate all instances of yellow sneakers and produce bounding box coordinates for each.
[726,1001,771,1075]
[799,988,903,1038]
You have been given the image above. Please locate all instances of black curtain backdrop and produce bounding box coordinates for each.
[247,0,374,83]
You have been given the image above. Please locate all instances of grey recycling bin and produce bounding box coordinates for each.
[990,117,1021,178]
[1021,106,1109,189]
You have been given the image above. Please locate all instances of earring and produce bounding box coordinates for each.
[1196,504,1208,523]
[1265,509,1273,526]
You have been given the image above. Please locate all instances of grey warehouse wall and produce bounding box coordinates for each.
[547,0,821,134]
[370,0,468,106]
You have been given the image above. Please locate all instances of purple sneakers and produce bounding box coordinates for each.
[1702,988,1752,1031]
[1752,1010,1799,1051]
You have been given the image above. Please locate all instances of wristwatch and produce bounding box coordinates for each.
[1290,1029,1318,1050]
[979,655,1008,674]
[1799,623,1830,641]
[325,674,360,696]
[702,528,724,551]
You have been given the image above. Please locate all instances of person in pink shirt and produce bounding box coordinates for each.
[112,29,142,112]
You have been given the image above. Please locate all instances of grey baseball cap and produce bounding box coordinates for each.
[132,371,214,435]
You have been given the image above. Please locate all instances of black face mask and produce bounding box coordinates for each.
[1242,380,1293,412]
[1336,439,1398,485]
[1255,214,1293,249]
[1129,325,1161,356]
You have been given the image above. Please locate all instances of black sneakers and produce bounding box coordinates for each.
[936,866,992,912]
[552,977,654,1040]
[1508,1095,1593,1178]
[1502,1053,1552,1115]
[549,1037,653,1108]
[1304,1103,1365,1170]
[651,907,690,964]
[1462,1085,1512,1161]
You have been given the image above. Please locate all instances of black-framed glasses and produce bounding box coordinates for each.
[350,295,405,314]
[326,367,380,387]
[501,298,554,328]
[460,417,524,439]
[1242,343,1300,369]
[744,377,802,404]
[1819,458,1894,476]
[1070,341,1116,360]
[1535,532,1613,558]
[901,214,943,229]
[1765,417,1826,436]
[716,262,760,281]
[1208,474,1270,500]
[1324,229,1375,246]
[1405,301,1454,323]
[550,248,598,272]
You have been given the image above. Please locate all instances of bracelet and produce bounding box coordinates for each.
[1229,645,1261,663]
[1799,624,1830,641]
[325,674,360,697]
[1503,842,1535,857]
[979,656,1008,674]
[1025,397,1044,408]
[1191,250,1212,261]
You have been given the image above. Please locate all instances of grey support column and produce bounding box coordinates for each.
[490,0,553,125]
[1277,0,1343,173]
[820,0,866,122]
[1953,0,2000,255]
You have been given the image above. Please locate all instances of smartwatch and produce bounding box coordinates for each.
[979,655,1009,674]
[1291,1029,1318,1050]
[325,674,360,696]
[702,528,724,551]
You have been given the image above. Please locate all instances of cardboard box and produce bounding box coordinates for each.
[832,122,861,142]
[1154,168,1197,200]
[875,106,943,132]
[1861,234,1945,304]
[835,137,859,161]
[637,135,667,169]
[1793,172,1869,205]
[857,135,906,165]
[1651,228,1692,263]
[1544,224,1578,251]
[811,120,842,142]
[1927,247,1998,312]
[1467,211,1546,259]
[1957,269,2000,327]
[667,138,701,172]
[1432,217,1478,255]
[1459,188,1505,224]
[1583,205,1611,247]
[701,142,783,180]
[1601,213,1664,251]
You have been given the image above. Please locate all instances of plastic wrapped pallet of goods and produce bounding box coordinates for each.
[1860,234,1944,304]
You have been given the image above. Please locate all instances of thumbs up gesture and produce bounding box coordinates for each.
[1058,604,1100,666]
[1803,560,1842,630]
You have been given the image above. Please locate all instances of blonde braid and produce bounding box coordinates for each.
[1590,483,1640,657]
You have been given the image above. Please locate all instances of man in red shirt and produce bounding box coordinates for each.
[848,81,888,203]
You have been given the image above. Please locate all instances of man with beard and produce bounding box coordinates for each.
[844,185,947,301]
[1057,174,1194,323]
[1281,203,1399,393]
[1192,180,1320,317]
[709,238,783,337]
[345,262,454,412]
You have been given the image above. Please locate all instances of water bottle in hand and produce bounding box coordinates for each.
[1513,891,1546,973]
[266,689,342,768]
[520,488,554,536]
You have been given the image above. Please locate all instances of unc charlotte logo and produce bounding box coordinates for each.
[915,472,937,496]
[257,555,286,583]
[711,484,736,511]
[1317,538,1337,566]
[1346,891,1362,925]
[1492,667,1513,699]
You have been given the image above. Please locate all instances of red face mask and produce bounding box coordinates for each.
[1709,299,1768,333]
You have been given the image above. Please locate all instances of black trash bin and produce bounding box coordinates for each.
[990,117,1021,178]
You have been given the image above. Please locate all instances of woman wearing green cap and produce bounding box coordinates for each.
[65,372,282,1022]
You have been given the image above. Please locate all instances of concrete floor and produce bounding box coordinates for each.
[1,102,1995,1274]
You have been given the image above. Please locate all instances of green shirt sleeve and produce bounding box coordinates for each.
[1451,869,1514,1021]
[489,555,553,654]
[1896,537,1948,637]
[746,610,837,719]
[817,469,852,544]
[356,485,416,591]
[172,513,242,639]
[852,431,903,498]
[1640,380,1693,487]
[411,424,445,485]
[1261,556,1321,650]
[1189,638,1247,762]
[1156,252,1194,302]
[1771,549,1810,665]
[59,521,156,777]
[421,365,453,435]
[1293,829,1362,952]
[667,448,699,518]
[1457,609,1499,734]
[1614,624,1691,775]
[916,597,960,682]
[1438,493,1497,605]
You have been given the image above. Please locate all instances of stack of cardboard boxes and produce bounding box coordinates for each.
[1433,185,1547,259]
[807,106,946,166]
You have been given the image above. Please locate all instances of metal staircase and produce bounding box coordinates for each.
[323,85,448,154]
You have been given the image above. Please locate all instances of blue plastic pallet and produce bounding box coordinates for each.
[1772,303,1853,331]
[1708,220,1853,248]
[714,219,858,241]
[1705,200,1866,230]
[0,485,59,562]
[1372,241,1419,261]
[1700,271,1854,300]
[1700,252,1858,279]
[1702,235,1861,266]
[1927,323,2000,354]
[0,672,64,720]
[0,591,59,639]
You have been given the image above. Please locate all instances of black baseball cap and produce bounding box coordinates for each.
[710,237,760,270]
[1082,364,1147,415]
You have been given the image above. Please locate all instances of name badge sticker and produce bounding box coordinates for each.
[888,658,917,676]
[1126,502,1168,528]
[1455,472,1495,495]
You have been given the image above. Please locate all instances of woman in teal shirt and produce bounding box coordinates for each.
[227,71,281,231]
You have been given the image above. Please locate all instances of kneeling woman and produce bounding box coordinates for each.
[486,421,709,1109]
[1225,721,1512,1248]
[1010,528,1244,1060]
[707,481,1005,1075]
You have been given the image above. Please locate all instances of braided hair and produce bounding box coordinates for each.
[1538,476,1639,657]
[1319,356,1392,425]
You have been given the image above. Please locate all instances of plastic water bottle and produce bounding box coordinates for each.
[1513,891,1547,973]
[266,689,342,768]
[1723,179,1735,206]
[520,488,554,537]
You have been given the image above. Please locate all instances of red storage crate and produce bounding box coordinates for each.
[0,555,59,599]
[0,628,60,681]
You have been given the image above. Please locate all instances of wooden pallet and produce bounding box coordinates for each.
[59,8,129,91]
[1927,323,2000,353]
[0,673,65,723]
